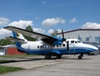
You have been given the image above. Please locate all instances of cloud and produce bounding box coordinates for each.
[43,1,46,4]
[0,20,34,36]
[41,17,66,27]
[69,18,77,23]
[35,17,39,20]
[8,20,33,28]
[81,22,100,29]
[0,28,11,35]
[33,28,45,34]
[0,17,9,25]
[48,29,54,34]
[57,29,62,33]
[47,29,62,34]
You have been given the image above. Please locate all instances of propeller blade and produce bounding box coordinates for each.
[61,30,69,51]
[65,41,69,51]
[62,30,64,38]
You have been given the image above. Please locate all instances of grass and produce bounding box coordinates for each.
[0,65,24,74]
[0,60,16,63]
[0,54,40,74]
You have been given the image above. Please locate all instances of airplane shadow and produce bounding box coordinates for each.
[0,58,45,64]
[0,56,92,64]
[62,56,92,60]
[0,57,58,64]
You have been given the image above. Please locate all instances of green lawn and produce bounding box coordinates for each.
[0,65,24,74]
[0,54,39,74]
[0,60,16,63]
[0,54,37,74]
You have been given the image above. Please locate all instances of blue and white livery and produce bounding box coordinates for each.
[4,26,98,59]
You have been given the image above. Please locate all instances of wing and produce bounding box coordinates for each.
[4,26,58,44]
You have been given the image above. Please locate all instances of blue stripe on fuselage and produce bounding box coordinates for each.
[17,46,95,55]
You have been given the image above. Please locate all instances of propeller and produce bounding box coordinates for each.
[62,30,69,51]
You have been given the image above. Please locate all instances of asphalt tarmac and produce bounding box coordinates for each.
[0,55,100,76]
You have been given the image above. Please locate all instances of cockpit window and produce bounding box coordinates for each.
[77,41,81,43]
[75,41,77,43]
[71,41,74,43]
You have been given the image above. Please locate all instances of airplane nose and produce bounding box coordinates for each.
[94,47,98,51]
[84,44,98,52]
[90,45,98,52]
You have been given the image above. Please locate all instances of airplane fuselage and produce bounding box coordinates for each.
[17,39,98,56]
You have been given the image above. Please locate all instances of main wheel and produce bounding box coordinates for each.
[78,55,82,59]
[56,54,62,59]
[45,54,51,59]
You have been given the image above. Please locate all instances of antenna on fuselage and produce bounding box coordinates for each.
[62,30,69,51]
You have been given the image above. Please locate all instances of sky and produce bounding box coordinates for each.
[0,0,100,38]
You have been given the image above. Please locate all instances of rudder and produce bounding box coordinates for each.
[12,31,27,41]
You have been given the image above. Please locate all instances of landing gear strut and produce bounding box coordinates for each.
[45,54,51,59]
[45,53,62,59]
[56,54,62,59]
[78,54,83,59]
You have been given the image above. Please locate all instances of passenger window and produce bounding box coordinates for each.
[57,45,59,47]
[40,46,43,48]
[37,46,39,48]
[53,45,55,47]
[71,41,74,43]
[46,45,48,48]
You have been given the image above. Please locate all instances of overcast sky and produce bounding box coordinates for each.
[0,0,100,38]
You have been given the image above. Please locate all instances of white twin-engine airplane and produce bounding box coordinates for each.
[4,26,98,59]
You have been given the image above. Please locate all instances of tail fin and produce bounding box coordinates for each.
[12,32,26,53]
[12,31,27,41]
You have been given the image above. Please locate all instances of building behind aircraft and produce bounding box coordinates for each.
[57,28,100,54]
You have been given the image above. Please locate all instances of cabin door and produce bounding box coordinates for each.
[69,41,75,53]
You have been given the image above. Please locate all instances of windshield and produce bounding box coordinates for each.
[77,40,82,43]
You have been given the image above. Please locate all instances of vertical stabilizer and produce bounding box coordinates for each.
[12,31,27,41]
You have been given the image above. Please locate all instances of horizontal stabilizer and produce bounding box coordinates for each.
[6,36,25,43]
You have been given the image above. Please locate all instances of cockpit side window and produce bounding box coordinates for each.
[77,41,81,43]
[75,41,77,43]
[71,41,74,43]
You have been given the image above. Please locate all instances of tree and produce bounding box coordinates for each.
[26,25,33,32]
[0,38,14,46]
[51,30,58,36]
[23,25,37,41]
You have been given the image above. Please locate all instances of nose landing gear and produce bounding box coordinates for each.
[78,54,83,59]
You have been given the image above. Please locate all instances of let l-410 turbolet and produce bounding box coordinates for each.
[4,26,98,59]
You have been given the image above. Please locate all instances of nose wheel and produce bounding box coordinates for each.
[78,54,83,59]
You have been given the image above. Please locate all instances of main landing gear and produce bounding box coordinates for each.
[56,54,62,59]
[78,54,83,59]
[45,53,62,59]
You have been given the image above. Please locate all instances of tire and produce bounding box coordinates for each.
[45,54,51,59]
[78,56,82,59]
[56,54,62,59]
